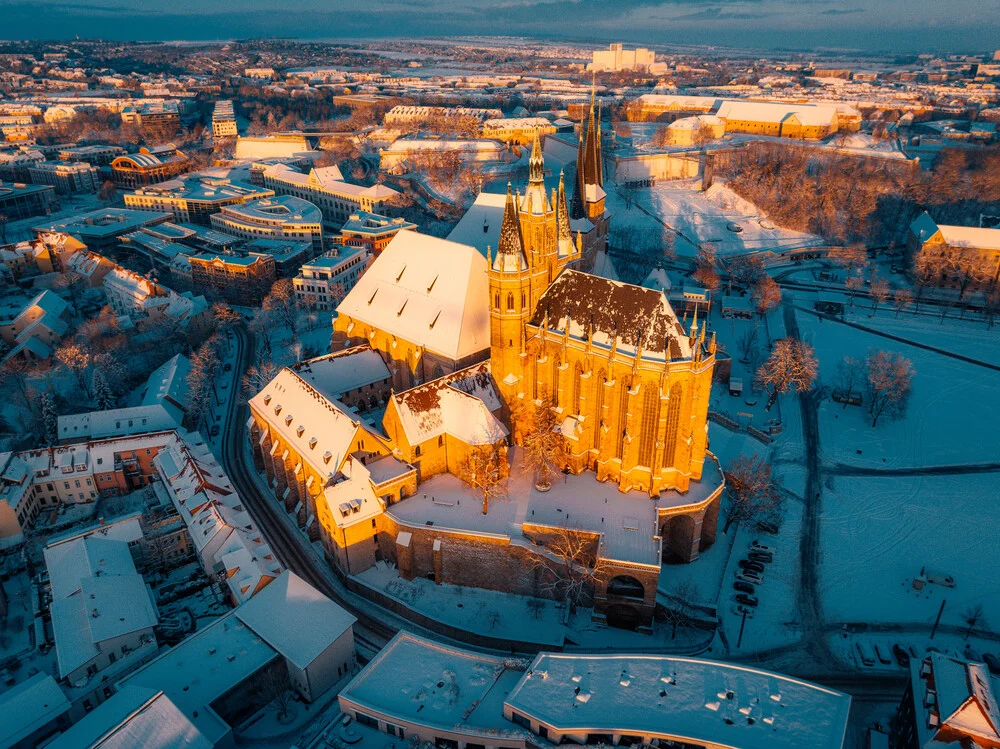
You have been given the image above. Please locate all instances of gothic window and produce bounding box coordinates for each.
[663,383,682,467]
[638,384,660,468]
[615,378,629,458]
[521,291,526,309]
[494,291,500,309]
[593,369,606,449]
[571,362,583,415]
[551,353,561,405]
[506,292,514,311]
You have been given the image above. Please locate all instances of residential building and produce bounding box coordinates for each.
[57,405,182,444]
[210,195,324,254]
[110,145,191,189]
[27,160,101,194]
[0,148,45,181]
[0,289,72,363]
[0,673,72,749]
[120,100,180,138]
[0,453,35,550]
[124,176,273,226]
[189,251,276,305]
[0,181,57,220]
[57,144,125,167]
[293,246,372,311]
[481,117,557,145]
[908,211,1000,292]
[102,265,210,331]
[234,134,315,160]
[341,211,417,255]
[53,571,352,749]
[890,653,1000,748]
[262,163,399,230]
[379,138,506,175]
[211,99,237,138]
[384,105,502,127]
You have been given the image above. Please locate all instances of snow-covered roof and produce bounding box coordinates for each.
[249,367,370,478]
[913,654,1000,746]
[46,686,212,749]
[138,353,191,411]
[937,225,1000,252]
[506,653,851,749]
[235,570,356,670]
[336,229,490,361]
[292,346,391,401]
[45,535,136,601]
[531,270,690,360]
[446,191,506,257]
[340,631,528,737]
[391,362,506,447]
[57,404,181,442]
[0,672,71,749]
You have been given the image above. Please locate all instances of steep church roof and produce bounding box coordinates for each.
[494,183,528,273]
[530,270,691,359]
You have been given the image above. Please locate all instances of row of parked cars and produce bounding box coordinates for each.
[855,639,1000,674]
[732,541,773,614]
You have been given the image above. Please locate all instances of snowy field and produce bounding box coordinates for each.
[796,310,1000,469]
[629,180,826,258]
[819,472,1000,629]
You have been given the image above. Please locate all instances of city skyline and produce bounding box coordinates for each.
[1,0,998,54]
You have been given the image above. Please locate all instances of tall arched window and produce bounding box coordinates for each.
[521,291,526,309]
[638,384,660,468]
[506,292,514,311]
[593,369,606,449]
[531,357,538,400]
[615,378,629,459]
[571,362,583,415]
[493,291,500,309]
[663,383,683,468]
[550,353,561,406]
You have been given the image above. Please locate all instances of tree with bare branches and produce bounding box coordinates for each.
[529,527,613,609]
[211,302,241,332]
[252,666,294,720]
[828,244,868,271]
[459,440,508,515]
[515,394,565,491]
[692,244,720,292]
[751,276,782,318]
[845,272,865,309]
[242,360,281,402]
[755,338,818,410]
[56,342,91,397]
[834,355,863,409]
[263,279,299,342]
[722,454,781,534]
[248,308,279,358]
[868,276,890,316]
[893,288,913,318]
[737,327,759,365]
[864,349,914,427]
[960,604,988,641]
[660,580,702,640]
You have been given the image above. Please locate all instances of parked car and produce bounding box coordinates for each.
[983,653,1000,675]
[856,641,876,667]
[735,593,759,607]
[750,541,774,554]
[738,560,766,574]
[733,580,756,594]
[874,644,893,666]
[224,363,232,372]
[736,571,763,586]
[756,521,780,534]
[892,644,911,667]
[748,551,773,564]
[210,425,220,437]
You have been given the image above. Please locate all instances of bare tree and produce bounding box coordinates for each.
[984,286,1000,330]
[845,272,865,309]
[530,527,613,608]
[56,342,91,397]
[211,302,241,332]
[828,244,868,271]
[834,355,863,408]
[864,349,914,427]
[755,338,818,410]
[868,276,890,316]
[692,244,720,292]
[722,454,781,534]
[55,271,87,315]
[242,360,281,402]
[727,255,766,288]
[248,308,279,358]
[459,440,508,515]
[960,604,988,641]
[660,580,702,640]
[186,333,222,427]
[737,327,759,364]
[893,288,913,318]
[263,279,300,342]
[252,666,294,720]
[751,276,782,318]
[515,394,565,491]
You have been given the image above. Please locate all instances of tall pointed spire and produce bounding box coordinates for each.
[571,127,586,220]
[496,182,525,270]
[556,169,572,243]
[528,132,544,184]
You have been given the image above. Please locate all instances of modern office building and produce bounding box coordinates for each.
[120,100,180,137]
[210,195,324,254]
[110,145,191,189]
[262,163,399,230]
[27,160,101,194]
[340,211,416,255]
[57,144,125,166]
[33,207,172,251]
[0,181,57,220]
[124,175,273,226]
[189,251,276,306]
[211,99,238,138]
[293,246,372,311]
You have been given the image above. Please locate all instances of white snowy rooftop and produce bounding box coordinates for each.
[911,211,1000,252]
[446,191,506,257]
[292,346,391,401]
[0,672,71,749]
[234,570,356,669]
[506,653,851,749]
[47,686,212,749]
[340,632,530,737]
[336,229,490,361]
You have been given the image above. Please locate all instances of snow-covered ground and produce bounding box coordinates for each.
[629,180,826,258]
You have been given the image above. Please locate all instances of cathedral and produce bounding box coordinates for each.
[489,133,716,497]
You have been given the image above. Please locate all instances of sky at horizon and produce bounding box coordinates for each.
[1,0,998,55]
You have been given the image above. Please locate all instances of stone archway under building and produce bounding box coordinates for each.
[604,603,645,631]
[606,574,645,602]
[660,514,697,563]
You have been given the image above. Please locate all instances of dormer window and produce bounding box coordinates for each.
[309,437,318,449]
[323,451,333,464]
[296,426,305,437]
[284,415,293,426]
[274,404,282,415]
[263,394,271,405]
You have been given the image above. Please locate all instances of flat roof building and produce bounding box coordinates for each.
[210,195,324,254]
[341,210,416,255]
[262,163,398,230]
[294,246,372,312]
[27,160,101,195]
[124,175,273,226]
[110,145,190,189]
[0,181,57,221]
[34,208,172,251]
